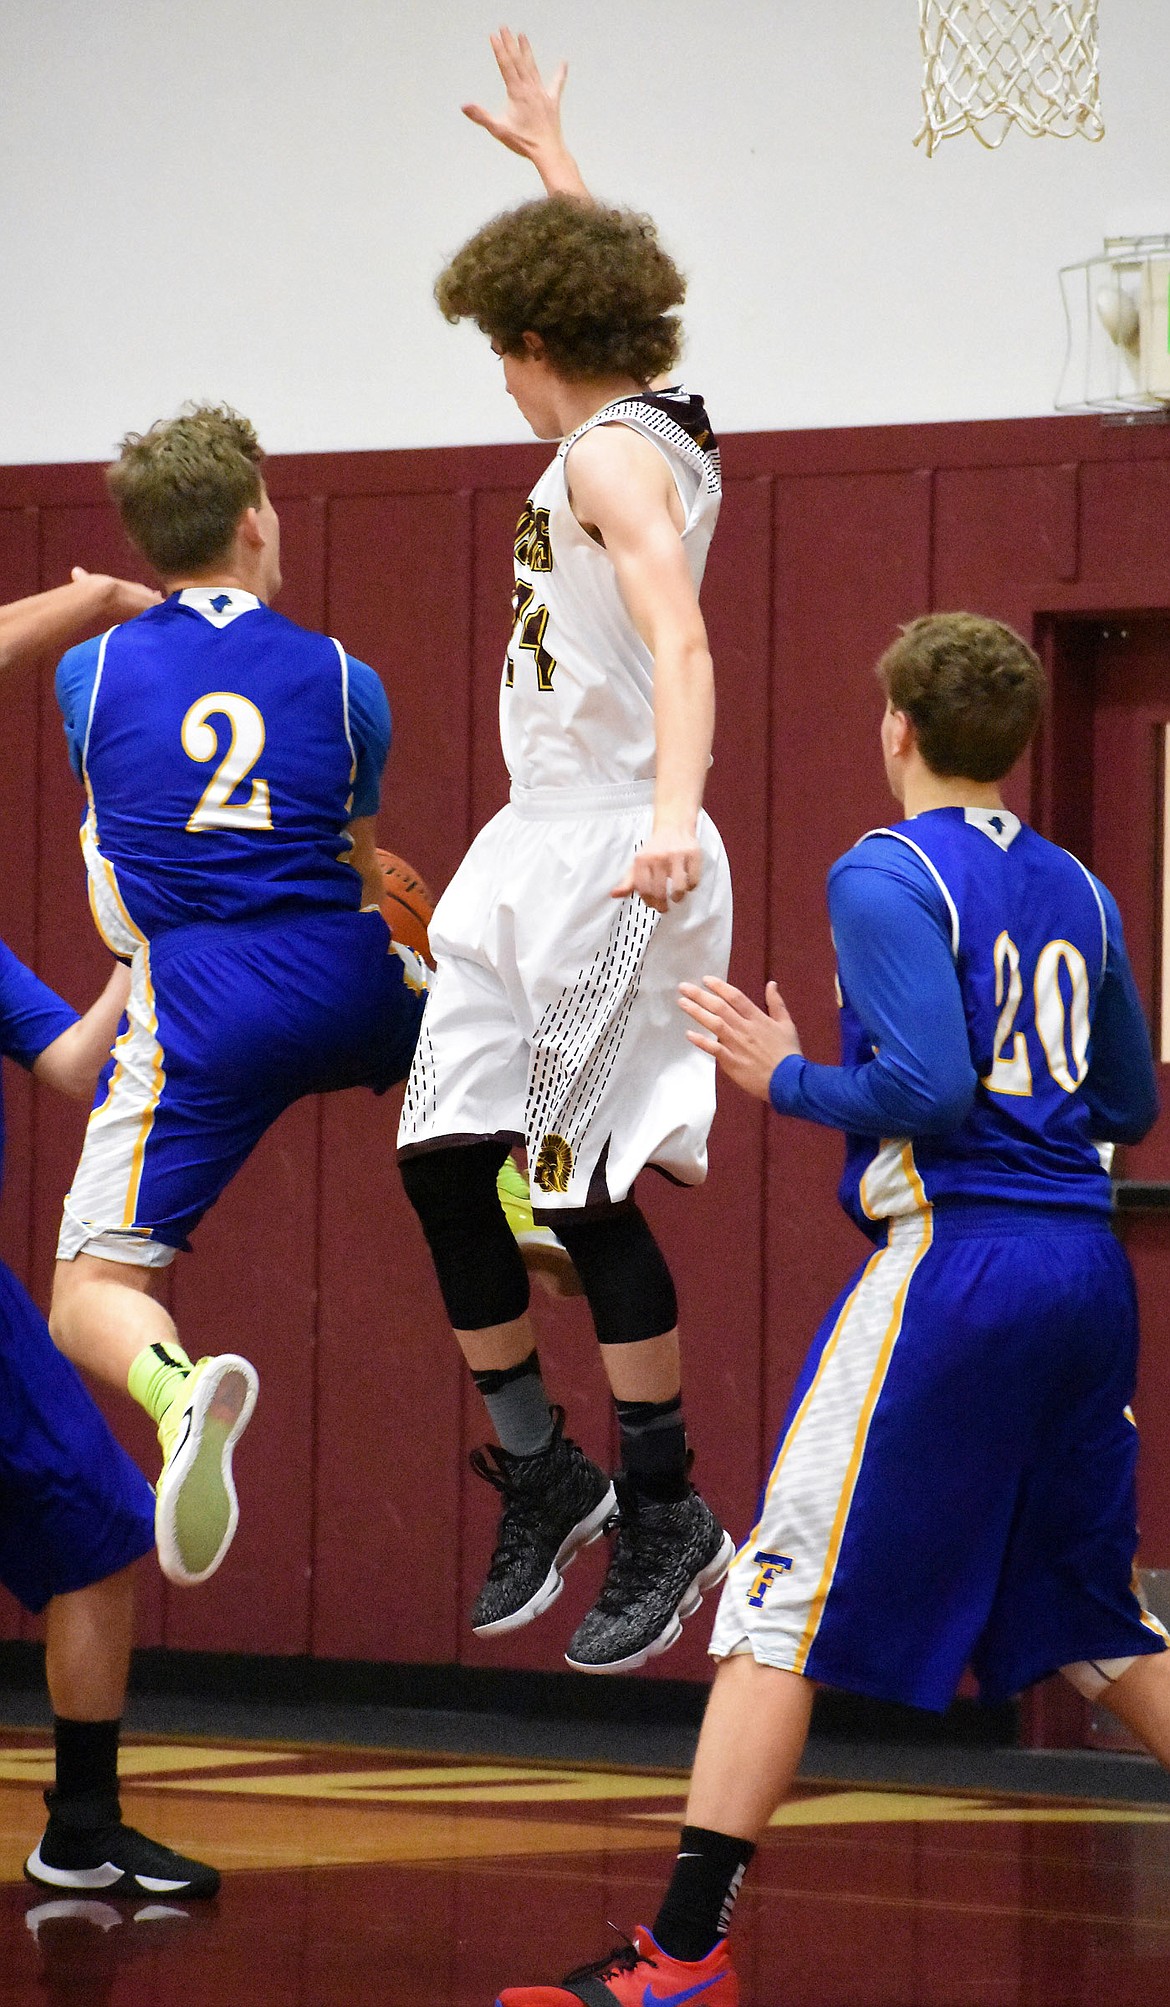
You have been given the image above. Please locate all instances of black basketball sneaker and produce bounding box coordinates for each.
[565,1475,736,1672]
[26,1792,220,1899]
[470,1409,616,1634]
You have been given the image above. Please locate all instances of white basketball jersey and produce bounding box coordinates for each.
[500,388,722,791]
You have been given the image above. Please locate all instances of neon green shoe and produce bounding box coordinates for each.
[155,1354,259,1587]
[497,1155,583,1299]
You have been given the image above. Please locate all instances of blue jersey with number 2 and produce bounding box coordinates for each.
[772,807,1156,1229]
[57,588,390,950]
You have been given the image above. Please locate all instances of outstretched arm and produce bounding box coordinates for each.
[463,28,590,199]
[33,961,131,1101]
[0,569,160,677]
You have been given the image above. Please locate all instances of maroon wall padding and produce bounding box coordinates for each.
[1,414,1169,1695]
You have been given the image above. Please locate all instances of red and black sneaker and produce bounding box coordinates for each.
[495,1924,738,2006]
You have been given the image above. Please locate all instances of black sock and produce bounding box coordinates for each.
[472,1350,554,1458]
[615,1392,688,1502]
[653,1824,756,1962]
[42,1719,122,1859]
[53,1718,120,1808]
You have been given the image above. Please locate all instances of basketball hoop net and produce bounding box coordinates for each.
[916,1,1104,154]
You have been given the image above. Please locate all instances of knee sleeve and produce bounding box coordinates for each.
[545,1199,678,1345]
[1061,1655,1138,1700]
[399,1142,530,1331]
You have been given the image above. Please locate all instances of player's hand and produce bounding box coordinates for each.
[678,977,801,1100]
[463,29,567,158]
[612,828,702,914]
[463,29,587,197]
[72,567,161,620]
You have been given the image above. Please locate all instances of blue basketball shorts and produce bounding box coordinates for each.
[710,1205,1168,1710]
[58,908,428,1266]
[0,1256,155,1611]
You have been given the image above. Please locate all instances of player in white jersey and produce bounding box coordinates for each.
[399,33,734,1673]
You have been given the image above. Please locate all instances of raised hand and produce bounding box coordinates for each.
[463,28,589,198]
[678,978,801,1100]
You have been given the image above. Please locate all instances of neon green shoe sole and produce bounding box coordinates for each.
[155,1354,258,1587]
[496,1155,584,1299]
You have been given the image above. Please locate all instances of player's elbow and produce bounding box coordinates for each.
[1106,1093,1160,1147]
[910,1072,977,1137]
[33,1037,95,1103]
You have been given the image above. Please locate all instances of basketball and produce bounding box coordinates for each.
[375,849,435,962]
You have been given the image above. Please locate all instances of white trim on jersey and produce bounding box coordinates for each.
[1064,850,1109,983]
[710,1209,935,1674]
[80,626,117,770]
[57,941,170,1268]
[858,827,961,959]
[331,637,358,804]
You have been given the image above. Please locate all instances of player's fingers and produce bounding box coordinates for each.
[702,975,753,1017]
[551,59,568,101]
[71,565,90,580]
[687,992,740,1039]
[497,27,523,81]
[765,980,788,1020]
[677,994,723,1035]
[463,103,497,130]
[638,859,667,904]
[685,1029,719,1057]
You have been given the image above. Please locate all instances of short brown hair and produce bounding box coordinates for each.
[435,194,685,382]
[106,404,264,577]
[876,613,1045,782]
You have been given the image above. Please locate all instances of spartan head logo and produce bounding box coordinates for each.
[533,1133,574,1195]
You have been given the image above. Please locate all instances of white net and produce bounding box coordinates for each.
[916,1,1104,154]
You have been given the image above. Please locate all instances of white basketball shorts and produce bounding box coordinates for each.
[398,779,732,1210]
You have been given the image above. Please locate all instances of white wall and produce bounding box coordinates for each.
[0,0,1165,462]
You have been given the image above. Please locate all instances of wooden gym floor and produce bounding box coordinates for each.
[4,1724,1170,2005]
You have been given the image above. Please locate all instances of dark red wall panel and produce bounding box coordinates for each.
[764,469,932,1446]
[1,412,1169,1690]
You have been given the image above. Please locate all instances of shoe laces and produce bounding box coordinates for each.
[469,1409,568,1581]
[591,1477,677,1614]
[563,1932,653,1986]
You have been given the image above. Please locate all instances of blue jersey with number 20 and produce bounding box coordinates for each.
[836,808,1121,1224]
[771,810,1156,1202]
[57,588,390,952]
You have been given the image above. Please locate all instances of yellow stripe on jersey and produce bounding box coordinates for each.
[793,1204,934,1674]
[121,943,165,1227]
[726,1244,887,1577]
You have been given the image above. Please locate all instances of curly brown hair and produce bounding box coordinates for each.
[106,403,265,577]
[876,613,1045,782]
[435,195,685,382]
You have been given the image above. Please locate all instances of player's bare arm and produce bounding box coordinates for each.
[566,423,713,915]
[679,976,801,1100]
[346,814,387,910]
[32,961,131,1101]
[0,569,159,675]
[463,27,589,200]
